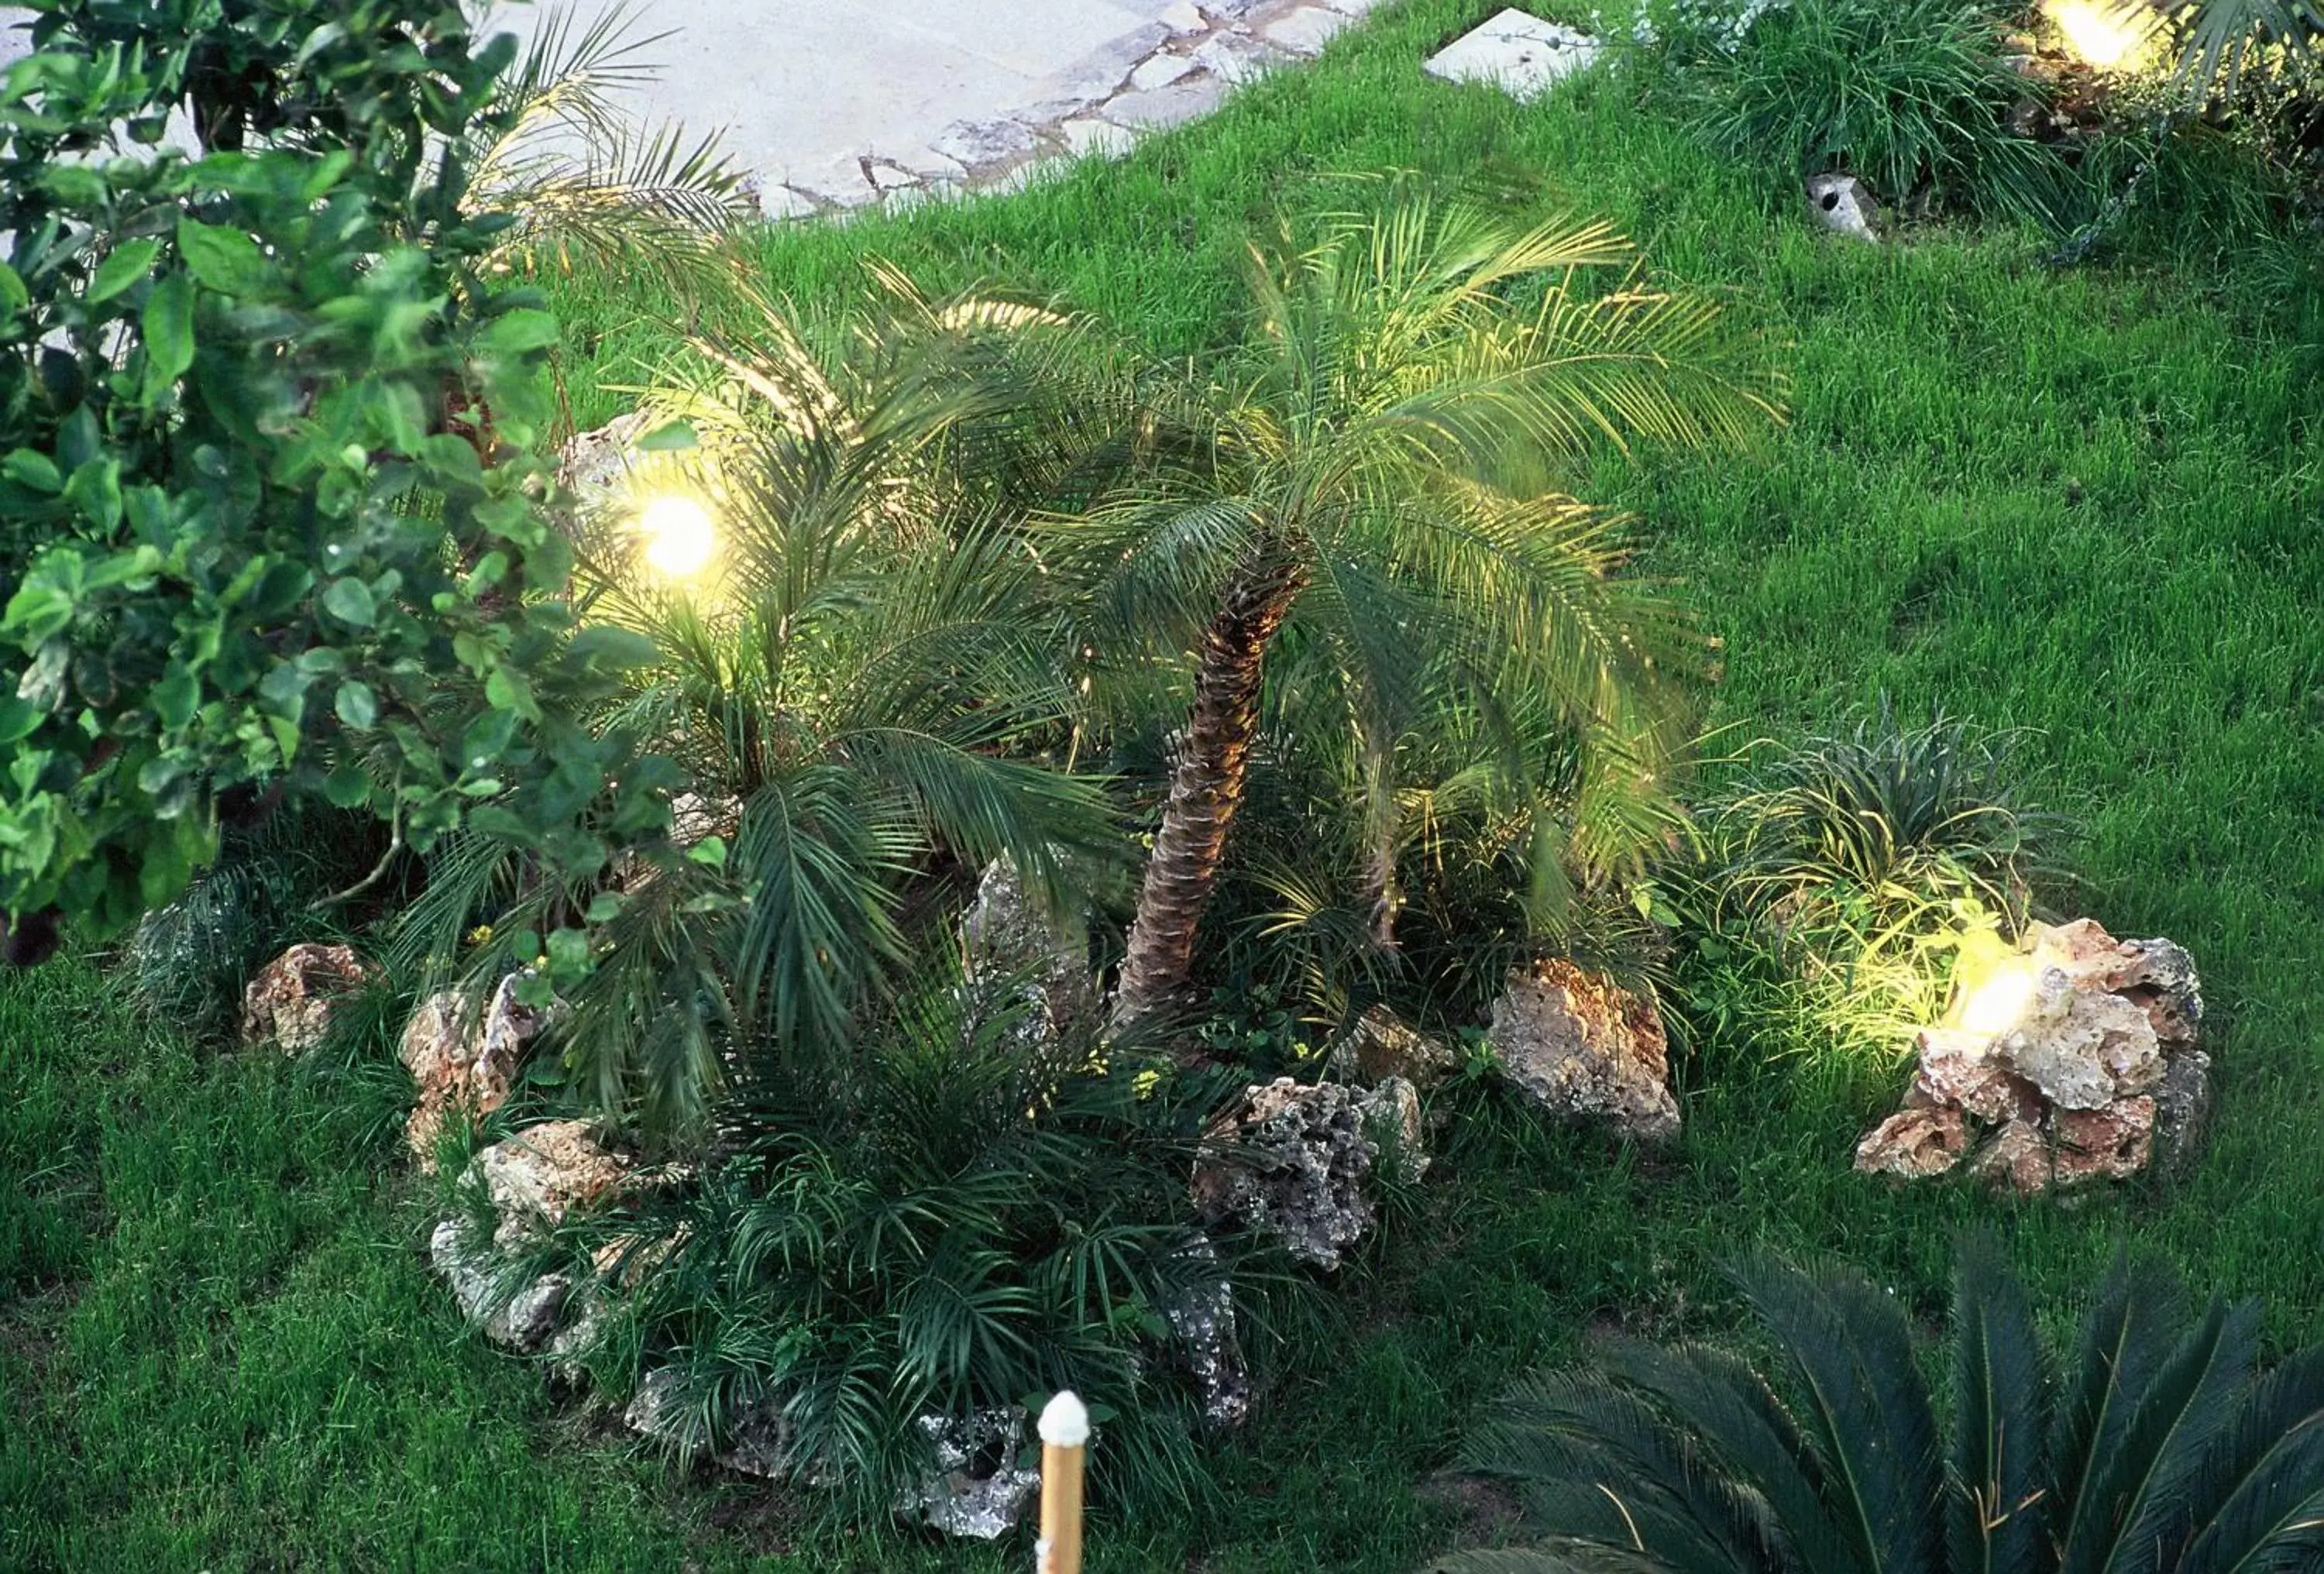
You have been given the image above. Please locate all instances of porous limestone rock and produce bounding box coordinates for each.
[1969,1118,2054,1194]
[1856,919,2207,1197]
[669,790,741,848]
[1328,1005,1462,1091]
[1487,961,1680,1143]
[1918,1027,2036,1123]
[475,1120,636,1247]
[622,1368,801,1477]
[428,1216,572,1352]
[2155,1050,2213,1176]
[903,1409,1042,1539]
[1805,172,1880,242]
[1157,1238,1250,1428]
[555,410,653,503]
[962,856,1095,1033]
[624,1367,702,1451]
[2052,1095,2155,1187]
[401,973,552,1168]
[1989,969,2163,1112]
[1422,9,1601,99]
[1189,1076,1422,1270]
[428,1122,638,1354]
[240,943,378,1054]
[1855,1105,1970,1180]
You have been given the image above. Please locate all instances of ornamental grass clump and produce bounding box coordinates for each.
[1621,0,2071,221]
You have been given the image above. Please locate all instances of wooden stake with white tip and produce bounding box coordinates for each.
[1035,1390,1088,1574]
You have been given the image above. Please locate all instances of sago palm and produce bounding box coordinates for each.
[1063,191,1782,1027]
[1445,1241,2324,1574]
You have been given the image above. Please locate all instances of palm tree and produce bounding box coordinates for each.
[1444,1241,2324,1574]
[1060,191,1782,1029]
[408,277,1114,1136]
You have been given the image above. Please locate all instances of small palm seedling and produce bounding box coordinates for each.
[409,274,1116,1138]
[557,978,1231,1521]
[1444,1240,2324,1574]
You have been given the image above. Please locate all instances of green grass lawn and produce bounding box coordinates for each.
[8,1,2324,1568]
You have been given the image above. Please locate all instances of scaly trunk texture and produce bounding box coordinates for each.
[1113,559,1303,1032]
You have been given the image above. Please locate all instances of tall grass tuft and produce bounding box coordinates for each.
[1673,706,2064,1064]
[1624,0,2069,221]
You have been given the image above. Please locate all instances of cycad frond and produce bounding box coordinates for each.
[1948,1236,2047,1574]
[2178,1351,2324,1574]
[1726,1256,1946,1574]
[1458,1243,2324,1574]
[2062,1296,2260,1574]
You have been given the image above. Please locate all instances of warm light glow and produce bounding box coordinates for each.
[638,493,717,579]
[2044,0,2163,70]
[1954,956,2042,1036]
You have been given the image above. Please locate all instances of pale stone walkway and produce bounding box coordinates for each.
[1,0,1531,218]
[483,0,1385,216]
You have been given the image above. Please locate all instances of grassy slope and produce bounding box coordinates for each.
[7,1,2324,1568]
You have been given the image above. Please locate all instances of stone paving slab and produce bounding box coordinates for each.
[1422,7,1603,100]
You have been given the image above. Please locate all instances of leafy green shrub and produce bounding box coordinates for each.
[1444,1240,2324,1573]
[0,2,676,957]
[1622,0,2068,219]
[555,981,1235,1520]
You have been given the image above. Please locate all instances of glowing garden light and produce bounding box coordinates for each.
[638,493,718,580]
[1954,955,2042,1036]
[2043,0,2164,70]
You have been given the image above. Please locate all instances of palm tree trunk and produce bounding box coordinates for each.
[1112,558,1303,1032]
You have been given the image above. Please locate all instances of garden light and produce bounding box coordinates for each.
[638,493,718,580]
[2043,0,2164,70]
[1952,953,2043,1037]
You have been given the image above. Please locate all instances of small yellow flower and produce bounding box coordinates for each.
[465,924,493,947]
[1132,1068,1163,1101]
